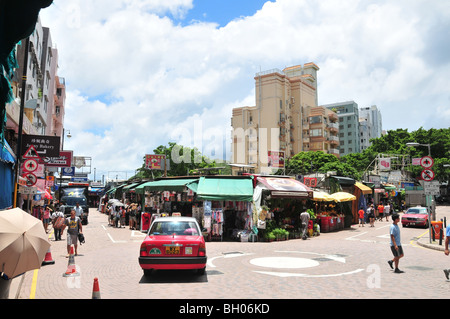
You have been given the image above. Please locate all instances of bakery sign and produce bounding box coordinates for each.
[21,135,60,158]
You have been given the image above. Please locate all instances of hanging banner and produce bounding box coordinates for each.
[379,158,391,171]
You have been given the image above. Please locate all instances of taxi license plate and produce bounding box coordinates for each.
[165,246,180,255]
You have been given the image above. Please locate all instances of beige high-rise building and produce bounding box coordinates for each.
[231,63,339,175]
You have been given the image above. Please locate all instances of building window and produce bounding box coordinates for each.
[310,129,322,137]
[309,116,322,124]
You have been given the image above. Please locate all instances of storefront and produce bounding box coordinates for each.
[253,176,314,240]
[0,139,15,209]
[135,177,199,232]
[352,181,373,224]
[187,176,254,242]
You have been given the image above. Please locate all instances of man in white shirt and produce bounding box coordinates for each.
[74,202,83,218]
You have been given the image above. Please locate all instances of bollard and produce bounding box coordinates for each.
[439,228,443,246]
[432,226,435,241]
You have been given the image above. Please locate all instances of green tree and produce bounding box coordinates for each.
[134,142,219,179]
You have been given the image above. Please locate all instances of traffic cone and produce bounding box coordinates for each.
[41,247,55,265]
[92,277,101,299]
[63,246,79,277]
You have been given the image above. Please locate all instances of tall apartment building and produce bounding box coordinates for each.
[231,63,339,174]
[322,101,360,156]
[359,105,382,151]
[4,17,66,155]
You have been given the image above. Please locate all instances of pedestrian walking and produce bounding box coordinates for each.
[51,210,65,241]
[377,203,384,221]
[300,211,310,240]
[358,208,365,227]
[368,204,375,227]
[388,214,404,273]
[42,207,51,233]
[383,203,390,222]
[443,223,450,280]
[120,206,125,228]
[61,209,83,256]
[74,202,83,218]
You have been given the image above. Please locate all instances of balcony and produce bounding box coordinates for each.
[328,113,338,122]
[327,122,339,132]
[327,135,339,145]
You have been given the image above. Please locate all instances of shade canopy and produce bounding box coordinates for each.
[354,182,373,195]
[0,208,50,279]
[193,176,254,201]
[135,178,198,194]
[313,190,333,202]
[329,192,356,202]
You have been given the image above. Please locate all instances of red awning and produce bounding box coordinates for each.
[256,177,313,199]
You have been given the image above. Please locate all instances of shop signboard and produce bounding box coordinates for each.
[21,135,60,159]
[268,151,285,168]
[42,150,73,167]
[145,154,166,170]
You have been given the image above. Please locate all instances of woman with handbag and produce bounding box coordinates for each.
[51,210,65,241]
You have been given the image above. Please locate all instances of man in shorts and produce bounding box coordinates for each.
[388,214,404,273]
[61,209,83,256]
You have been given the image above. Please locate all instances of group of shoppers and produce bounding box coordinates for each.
[105,200,141,230]
[358,202,395,227]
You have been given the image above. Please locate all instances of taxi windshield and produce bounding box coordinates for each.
[149,221,199,236]
[407,208,427,214]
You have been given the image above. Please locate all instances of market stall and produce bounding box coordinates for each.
[188,176,255,242]
[253,176,314,241]
[134,177,199,232]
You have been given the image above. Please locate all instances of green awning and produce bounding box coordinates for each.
[195,176,253,201]
[122,182,142,191]
[135,178,198,194]
[105,187,116,195]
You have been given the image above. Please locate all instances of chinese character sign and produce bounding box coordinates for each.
[145,154,166,170]
[268,151,285,168]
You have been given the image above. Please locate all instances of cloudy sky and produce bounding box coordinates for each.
[39,0,450,181]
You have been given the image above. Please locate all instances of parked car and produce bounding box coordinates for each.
[401,206,429,228]
[139,216,207,276]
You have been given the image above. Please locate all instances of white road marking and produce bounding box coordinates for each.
[254,268,365,278]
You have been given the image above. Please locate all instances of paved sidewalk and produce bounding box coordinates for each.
[416,205,450,252]
[7,205,450,299]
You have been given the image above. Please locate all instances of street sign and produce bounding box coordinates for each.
[424,181,440,195]
[23,172,37,186]
[23,158,38,172]
[23,145,41,161]
[421,169,435,181]
[62,167,75,176]
[420,156,434,169]
[21,135,60,158]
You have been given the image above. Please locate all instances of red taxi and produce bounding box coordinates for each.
[401,206,429,228]
[139,217,207,276]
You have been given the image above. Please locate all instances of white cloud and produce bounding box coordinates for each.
[40,0,450,179]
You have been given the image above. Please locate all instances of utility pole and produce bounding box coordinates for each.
[13,37,29,208]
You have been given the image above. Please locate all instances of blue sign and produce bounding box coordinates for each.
[62,167,75,176]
